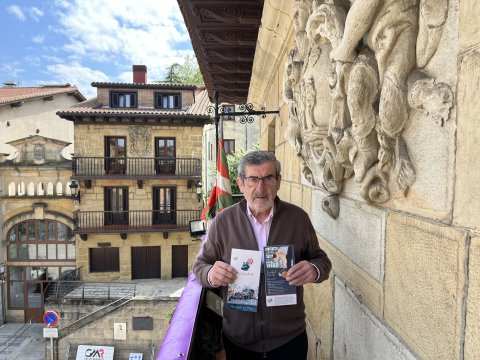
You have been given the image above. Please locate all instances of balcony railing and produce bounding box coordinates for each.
[74,209,201,233]
[72,157,201,178]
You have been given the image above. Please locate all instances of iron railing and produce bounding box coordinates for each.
[74,209,201,233]
[72,157,201,178]
[48,281,137,301]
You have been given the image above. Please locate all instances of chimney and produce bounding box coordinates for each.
[132,65,147,84]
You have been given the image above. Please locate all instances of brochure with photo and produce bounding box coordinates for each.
[226,248,262,312]
[264,245,297,307]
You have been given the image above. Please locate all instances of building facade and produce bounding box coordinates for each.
[0,84,85,323]
[57,66,210,283]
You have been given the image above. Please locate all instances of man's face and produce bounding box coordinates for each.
[237,161,281,216]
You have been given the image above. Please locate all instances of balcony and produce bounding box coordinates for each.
[73,209,201,235]
[72,157,201,179]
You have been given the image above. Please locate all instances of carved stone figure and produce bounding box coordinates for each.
[408,71,454,126]
[129,126,152,156]
[283,0,451,214]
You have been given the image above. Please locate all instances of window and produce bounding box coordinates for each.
[104,187,129,226]
[223,139,235,155]
[89,247,120,272]
[7,220,75,261]
[110,92,137,108]
[155,93,181,109]
[155,137,176,174]
[153,186,176,225]
[105,136,126,174]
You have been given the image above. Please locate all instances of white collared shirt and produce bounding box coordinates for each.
[246,205,274,262]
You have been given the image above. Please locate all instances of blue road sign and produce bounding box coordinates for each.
[43,311,59,327]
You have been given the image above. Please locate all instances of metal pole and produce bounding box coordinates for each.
[214,91,219,159]
[50,336,54,360]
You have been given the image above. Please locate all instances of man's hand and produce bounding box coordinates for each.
[285,260,317,286]
[208,261,237,287]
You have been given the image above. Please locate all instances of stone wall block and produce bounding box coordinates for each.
[290,182,303,208]
[304,276,333,360]
[312,192,386,282]
[384,213,467,359]
[453,50,480,230]
[464,235,480,360]
[459,0,480,51]
[334,277,417,360]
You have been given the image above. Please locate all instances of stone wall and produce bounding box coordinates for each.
[250,1,480,359]
[77,232,200,281]
[48,298,177,359]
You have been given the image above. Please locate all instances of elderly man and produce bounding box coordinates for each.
[193,150,331,360]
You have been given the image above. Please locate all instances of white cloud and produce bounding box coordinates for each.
[32,35,45,44]
[52,0,194,82]
[6,5,43,21]
[0,63,24,78]
[45,63,110,98]
[28,7,44,21]
[7,5,26,21]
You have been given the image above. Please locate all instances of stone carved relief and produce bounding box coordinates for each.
[129,126,152,156]
[284,0,453,213]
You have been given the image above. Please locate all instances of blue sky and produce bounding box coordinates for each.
[0,0,194,98]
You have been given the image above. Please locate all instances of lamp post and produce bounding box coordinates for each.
[195,181,202,202]
[69,180,81,204]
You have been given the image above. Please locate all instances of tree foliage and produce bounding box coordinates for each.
[226,143,259,195]
[161,55,203,84]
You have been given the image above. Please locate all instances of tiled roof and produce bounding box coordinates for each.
[187,89,212,116]
[0,85,86,105]
[57,97,211,119]
[92,82,201,90]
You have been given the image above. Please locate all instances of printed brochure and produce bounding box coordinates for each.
[226,248,262,312]
[264,245,297,307]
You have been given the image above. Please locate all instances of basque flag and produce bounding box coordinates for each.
[201,140,233,220]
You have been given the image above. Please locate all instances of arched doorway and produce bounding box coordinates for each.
[6,219,76,322]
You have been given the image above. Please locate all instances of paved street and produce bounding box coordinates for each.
[0,322,45,360]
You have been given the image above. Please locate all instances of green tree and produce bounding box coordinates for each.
[164,63,182,83]
[226,144,259,195]
[158,55,204,84]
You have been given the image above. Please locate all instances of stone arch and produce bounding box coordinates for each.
[65,182,73,196]
[27,182,35,196]
[2,210,76,240]
[47,182,54,196]
[56,182,63,195]
[37,182,45,196]
[8,182,16,196]
[17,182,25,196]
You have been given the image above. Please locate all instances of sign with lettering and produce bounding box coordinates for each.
[43,327,58,338]
[76,345,114,360]
[113,322,126,340]
[128,354,143,360]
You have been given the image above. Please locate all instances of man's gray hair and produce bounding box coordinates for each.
[238,150,281,178]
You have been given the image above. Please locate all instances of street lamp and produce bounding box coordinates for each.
[69,180,81,203]
[195,181,202,202]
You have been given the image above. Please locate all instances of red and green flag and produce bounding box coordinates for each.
[201,140,233,220]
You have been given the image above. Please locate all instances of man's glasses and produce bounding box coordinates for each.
[243,175,278,186]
